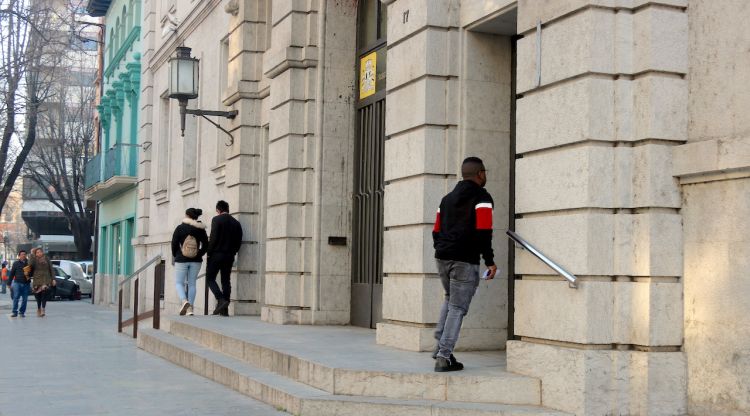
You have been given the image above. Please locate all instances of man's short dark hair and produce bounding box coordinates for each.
[216,200,229,213]
[461,157,485,179]
[18,249,26,255]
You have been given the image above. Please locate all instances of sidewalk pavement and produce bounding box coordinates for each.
[0,297,287,416]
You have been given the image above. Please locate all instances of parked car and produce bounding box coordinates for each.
[50,266,81,301]
[51,260,92,297]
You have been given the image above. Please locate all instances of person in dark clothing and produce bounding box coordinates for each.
[171,208,209,316]
[431,157,497,372]
[8,250,30,318]
[206,200,243,316]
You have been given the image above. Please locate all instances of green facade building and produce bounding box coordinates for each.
[85,0,141,304]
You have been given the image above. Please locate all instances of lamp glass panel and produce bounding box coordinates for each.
[178,59,198,95]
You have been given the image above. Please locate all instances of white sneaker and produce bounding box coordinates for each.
[179,300,190,316]
[187,305,194,316]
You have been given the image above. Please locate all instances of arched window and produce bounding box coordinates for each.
[115,17,120,51]
[109,30,115,61]
[130,0,139,27]
[124,5,131,31]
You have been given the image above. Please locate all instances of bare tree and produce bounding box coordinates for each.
[0,0,63,216]
[22,1,97,258]
[25,71,96,258]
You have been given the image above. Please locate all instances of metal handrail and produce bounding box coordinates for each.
[119,254,163,287]
[506,230,578,289]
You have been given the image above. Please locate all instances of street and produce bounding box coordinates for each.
[0,297,287,416]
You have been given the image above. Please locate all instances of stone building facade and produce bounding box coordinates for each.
[118,0,749,415]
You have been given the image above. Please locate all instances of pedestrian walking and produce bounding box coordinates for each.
[206,200,243,316]
[8,250,30,318]
[431,157,497,372]
[29,247,55,317]
[1,261,7,294]
[171,208,209,316]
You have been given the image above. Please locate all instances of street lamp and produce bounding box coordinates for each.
[168,46,238,144]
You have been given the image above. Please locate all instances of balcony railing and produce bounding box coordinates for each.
[104,143,137,181]
[84,153,101,189]
[84,143,137,195]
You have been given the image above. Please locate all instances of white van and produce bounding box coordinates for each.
[51,260,93,296]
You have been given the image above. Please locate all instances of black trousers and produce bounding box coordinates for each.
[35,288,50,309]
[206,253,234,301]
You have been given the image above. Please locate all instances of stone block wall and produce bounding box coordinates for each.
[676,1,750,415]
[509,1,688,415]
[376,0,512,352]
[260,0,356,325]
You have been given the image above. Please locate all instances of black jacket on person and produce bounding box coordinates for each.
[207,213,243,258]
[171,218,209,263]
[432,180,495,267]
[7,259,29,285]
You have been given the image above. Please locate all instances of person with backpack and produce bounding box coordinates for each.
[171,208,209,316]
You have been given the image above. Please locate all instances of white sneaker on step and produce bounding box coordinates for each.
[187,305,194,316]
[179,300,190,316]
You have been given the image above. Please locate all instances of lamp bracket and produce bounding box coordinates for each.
[185,109,237,146]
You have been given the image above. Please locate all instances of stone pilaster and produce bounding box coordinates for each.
[376,0,467,351]
[260,0,321,324]
[221,0,269,316]
[509,1,687,415]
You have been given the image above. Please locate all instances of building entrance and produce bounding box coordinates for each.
[351,0,386,328]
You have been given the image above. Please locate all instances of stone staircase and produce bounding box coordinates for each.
[138,316,570,416]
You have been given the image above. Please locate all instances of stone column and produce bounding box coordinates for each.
[375,0,465,351]
[221,0,269,316]
[508,2,687,415]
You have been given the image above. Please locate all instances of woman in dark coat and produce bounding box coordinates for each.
[29,247,54,317]
[171,208,209,316]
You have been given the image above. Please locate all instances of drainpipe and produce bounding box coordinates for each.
[311,0,328,318]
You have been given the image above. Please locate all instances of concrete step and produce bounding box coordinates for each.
[138,328,572,416]
[164,318,541,406]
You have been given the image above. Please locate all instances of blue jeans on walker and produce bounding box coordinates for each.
[174,262,201,305]
[434,259,480,360]
[11,281,30,316]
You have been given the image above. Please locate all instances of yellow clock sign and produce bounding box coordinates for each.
[359,51,377,100]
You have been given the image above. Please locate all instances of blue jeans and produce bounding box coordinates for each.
[174,262,201,305]
[434,259,480,359]
[1,279,6,293]
[11,282,30,315]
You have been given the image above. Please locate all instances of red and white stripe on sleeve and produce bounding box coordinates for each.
[475,202,493,230]
[433,208,441,232]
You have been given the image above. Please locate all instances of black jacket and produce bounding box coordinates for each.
[432,180,495,266]
[7,259,29,285]
[207,213,243,258]
[171,218,209,263]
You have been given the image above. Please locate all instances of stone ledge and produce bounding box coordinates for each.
[507,340,687,415]
[672,137,750,183]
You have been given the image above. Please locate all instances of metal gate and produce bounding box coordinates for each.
[351,98,385,328]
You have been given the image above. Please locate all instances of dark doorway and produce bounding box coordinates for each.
[351,0,387,329]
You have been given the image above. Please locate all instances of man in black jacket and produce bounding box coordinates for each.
[206,200,243,316]
[431,157,497,372]
[8,250,30,318]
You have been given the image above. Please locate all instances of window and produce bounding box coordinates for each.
[157,97,171,191]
